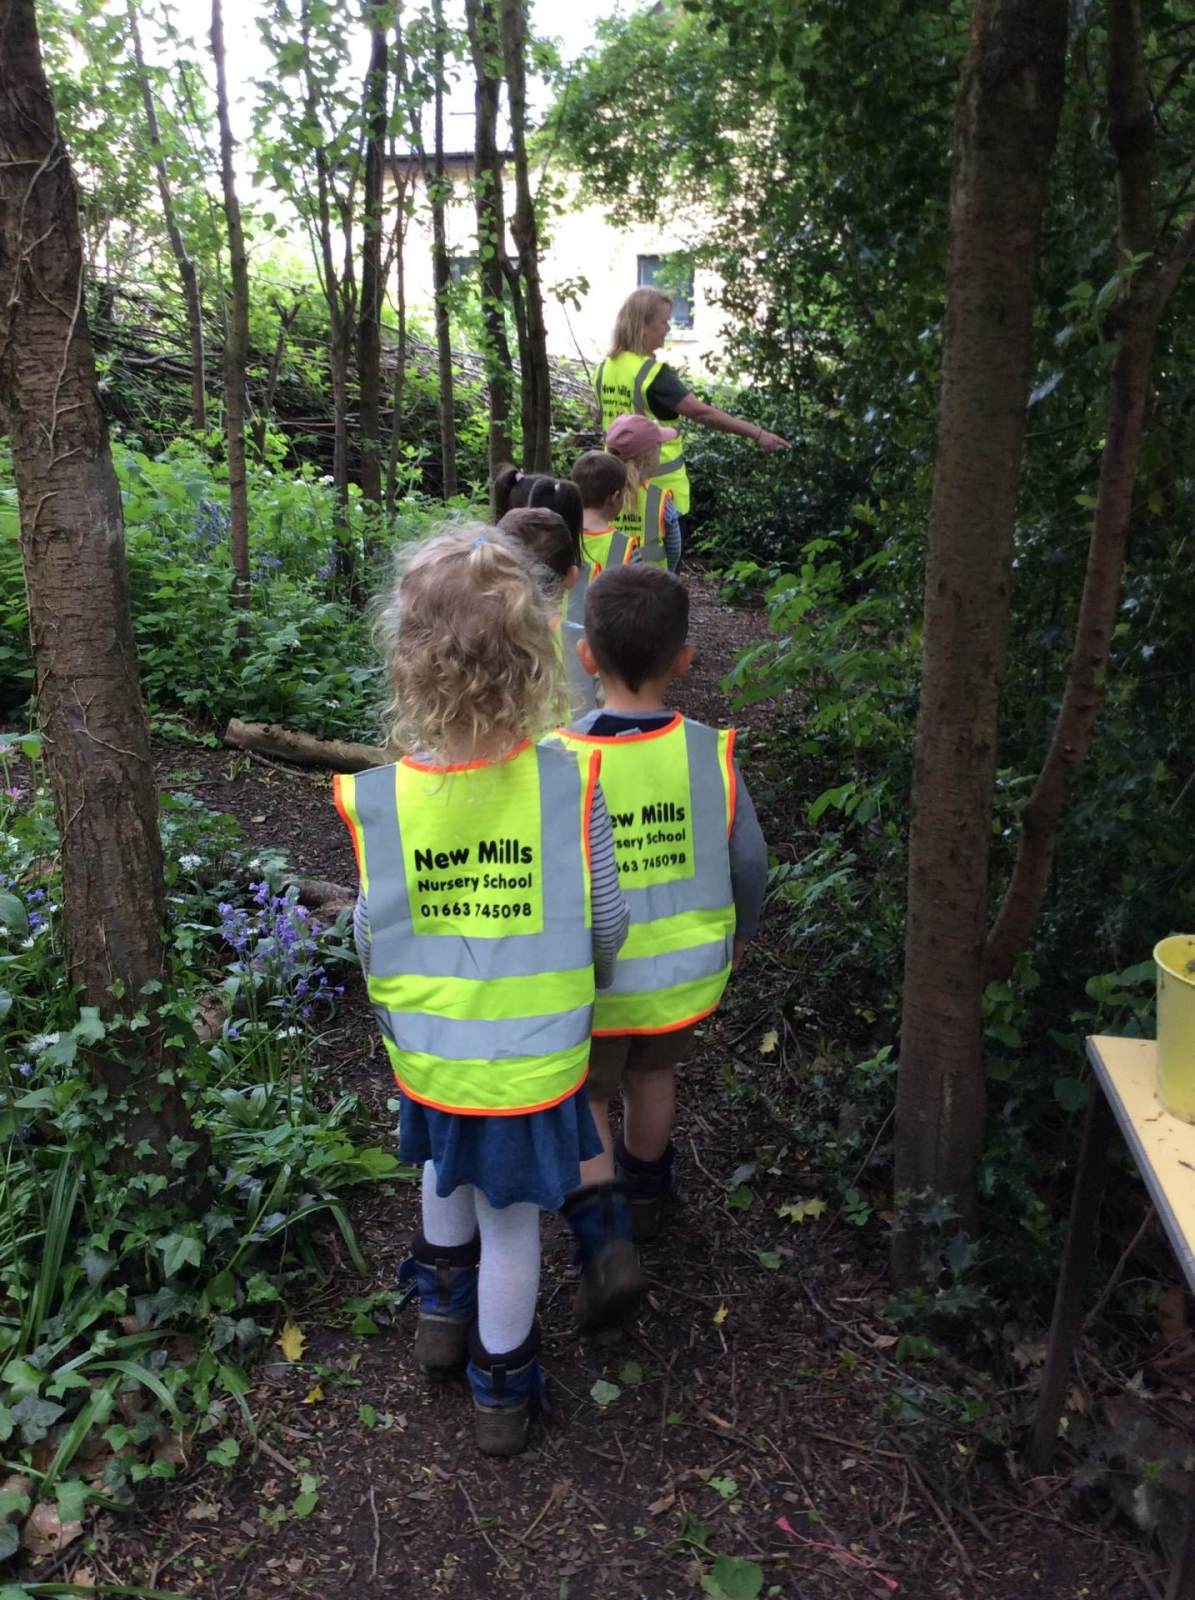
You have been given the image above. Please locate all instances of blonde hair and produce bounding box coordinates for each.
[606,443,660,514]
[609,287,671,358]
[376,525,567,760]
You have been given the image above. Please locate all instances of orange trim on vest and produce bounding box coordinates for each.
[401,740,532,775]
[724,727,737,839]
[581,748,601,876]
[332,774,363,876]
[591,995,722,1038]
[390,1059,589,1116]
[557,711,683,747]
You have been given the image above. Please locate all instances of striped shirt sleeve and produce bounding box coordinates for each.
[663,498,683,571]
[588,783,629,988]
[729,764,769,940]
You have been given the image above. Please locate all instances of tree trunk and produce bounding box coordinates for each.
[0,0,192,1158]
[983,0,1195,984]
[499,0,551,471]
[358,17,388,509]
[385,9,414,520]
[430,0,458,499]
[465,0,515,490]
[253,293,301,461]
[128,10,206,433]
[892,0,1068,1282]
[211,0,251,611]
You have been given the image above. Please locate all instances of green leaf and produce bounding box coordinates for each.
[725,1185,753,1212]
[702,1553,764,1600]
[357,1403,378,1428]
[754,1249,781,1271]
[617,1360,644,1386]
[709,1474,738,1500]
[156,1231,203,1276]
[0,893,28,937]
[206,1436,240,1467]
[0,1525,18,1562]
[1053,1077,1088,1113]
[590,1379,621,1407]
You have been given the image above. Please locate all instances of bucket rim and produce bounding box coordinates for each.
[1154,935,1195,988]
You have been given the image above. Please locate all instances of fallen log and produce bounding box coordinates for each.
[223,718,388,773]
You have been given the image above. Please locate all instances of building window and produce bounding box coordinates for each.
[448,254,477,284]
[637,255,694,330]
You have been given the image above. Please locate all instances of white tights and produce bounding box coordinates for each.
[420,1161,540,1355]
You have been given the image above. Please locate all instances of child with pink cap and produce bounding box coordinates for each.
[605,413,683,573]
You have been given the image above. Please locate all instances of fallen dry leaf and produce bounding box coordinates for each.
[712,1302,728,1326]
[184,1501,221,1522]
[758,1028,779,1055]
[20,1501,83,1557]
[278,1320,306,1362]
[302,1384,324,1405]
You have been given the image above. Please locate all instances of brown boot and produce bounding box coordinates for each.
[561,1183,647,1331]
[467,1324,543,1457]
[397,1231,479,1372]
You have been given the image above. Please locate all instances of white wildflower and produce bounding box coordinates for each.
[179,854,203,872]
[26,1031,60,1055]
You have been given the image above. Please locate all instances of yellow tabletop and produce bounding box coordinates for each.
[1088,1034,1195,1291]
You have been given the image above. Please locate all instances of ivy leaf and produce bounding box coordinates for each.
[0,894,28,937]
[590,1379,621,1407]
[778,1197,827,1224]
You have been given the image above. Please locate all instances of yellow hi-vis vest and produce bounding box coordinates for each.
[333,741,601,1114]
[555,714,735,1034]
[566,526,640,627]
[616,483,671,570]
[595,350,691,515]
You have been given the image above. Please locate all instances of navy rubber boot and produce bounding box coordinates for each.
[467,1323,544,1456]
[614,1137,675,1243]
[397,1231,479,1372]
[561,1182,646,1331]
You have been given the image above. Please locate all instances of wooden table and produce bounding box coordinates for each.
[1031,1035,1195,1598]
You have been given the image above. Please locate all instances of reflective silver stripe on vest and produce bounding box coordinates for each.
[609,937,730,994]
[356,745,592,983]
[381,1002,594,1062]
[631,356,656,414]
[623,721,731,927]
[642,483,665,566]
[648,451,686,475]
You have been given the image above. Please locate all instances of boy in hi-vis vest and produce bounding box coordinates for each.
[554,566,768,1329]
[335,529,628,1454]
[571,449,641,588]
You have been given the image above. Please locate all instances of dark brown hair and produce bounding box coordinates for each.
[584,565,689,692]
[493,466,583,548]
[497,507,577,581]
[570,450,627,511]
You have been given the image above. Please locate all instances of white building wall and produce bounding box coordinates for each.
[389,161,726,379]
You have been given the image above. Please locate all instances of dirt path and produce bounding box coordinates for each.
[100,580,1149,1599]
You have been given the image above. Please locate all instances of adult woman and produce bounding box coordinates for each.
[594,287,790,521]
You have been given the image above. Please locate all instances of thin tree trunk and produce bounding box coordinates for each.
[211,0,251,611]
[253,293,301,461]
[0,0,192,1159]
[983,0,1195,984]
[358,15,387,510]
[892,0,1068,1282]
[431,0,458,499]
[128,10,206,432]
[499,0,551,471]
[465,0,515,492]
[385,8,414,519]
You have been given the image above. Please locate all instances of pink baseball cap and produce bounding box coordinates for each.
[605,413,678,456]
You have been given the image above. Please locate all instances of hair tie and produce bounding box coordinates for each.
[514,471,523,483]
[472,535,487,549]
